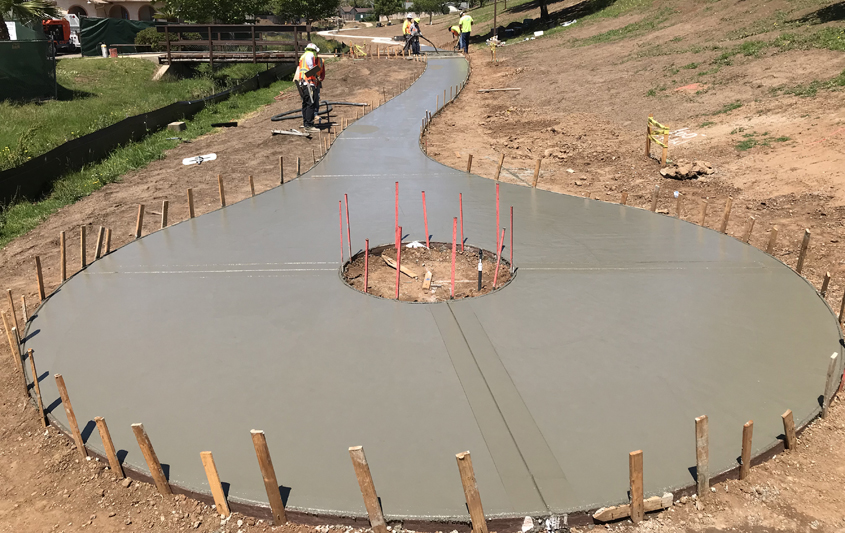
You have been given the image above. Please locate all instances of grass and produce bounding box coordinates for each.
[0,77,293,248]
[0,58,271,171]
[713,100,742,115]
[699,121,715,128]
[734,130,791,151]
[778,68,845,97]
[575,7,673,46]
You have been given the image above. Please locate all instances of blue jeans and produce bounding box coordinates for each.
[461,31,470,53]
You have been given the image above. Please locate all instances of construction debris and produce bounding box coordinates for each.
[592,492,673,522]
[478,88,521,93]
[660,159,715,180]
[271,129,312,138]
[381,253,419,278]
[182,153,217,166]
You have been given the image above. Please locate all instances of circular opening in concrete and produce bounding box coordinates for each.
[342,242,512,302]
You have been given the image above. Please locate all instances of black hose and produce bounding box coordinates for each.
[270,101,368,122]
[419,35,441,53]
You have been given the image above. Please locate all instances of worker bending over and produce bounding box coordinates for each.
[294,43,325,133]
[449,24,460,50]
[458,11,473,54]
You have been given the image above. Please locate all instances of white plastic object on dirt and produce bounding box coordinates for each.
[405,241,425,248]
[521,517,534,533]
[534,31,544,37]
[562,20,577,27]
[674,191,680,198]
[182,153,217,166]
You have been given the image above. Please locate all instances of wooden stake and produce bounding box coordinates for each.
[719,197,733,234]
[621,192,629,205]
[35,256,45,302]
[250,429,287,525]
[650,185,659,212]
[766,226,778,254]
[822,352,839,419]
[94,416,124,478]
[796,229,811,274]
[55,374,87,459]
[312,150,316,165]
[466,154,473,173]
[187,188,195,219]
[455,451,487,533]
[105,228,111,254]
[161,201,169,229]
[781,409,796,450]
[695,415,709,495]
[217,175,226,208]
[27,349,46,427]
[662,129,669,166]
[296,157,301,177]
[742,216,755,243]
[364,239,369,294]
[20,295,27,324]
[7,289,19,341]
[532,159,541,188]
[60,231,66,282]
[629,450,644,524]
[279,156,285,184]
[95,226,105,259]
[134,205,144,239]
[821,272,831,297]
[675,193,682,218]
[699,200,708,226]
[2,311,25,396]
[740,420,753,480]
[131,423,172,495]
[494,153,504,181]
[348,446,388,533]
[200,451,231,516]
[645,114,652,157]
[80,225,87,268]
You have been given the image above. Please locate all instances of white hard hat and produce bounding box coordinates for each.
[305,43,320,52]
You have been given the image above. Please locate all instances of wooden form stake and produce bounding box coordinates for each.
[94,416,124,478]
[131,423,172,495]
[621,192,629,205]
[822,352,839,418]
[27,349,46,427]
[55,374,87,459]
[133,205,145,239]
[339,201,345,263]
[187,188,195,218]
[7,289,19,341]
[742,216,755,243]
[740,420,753,480]
[250,429,287,525]
[719,197,733,234]
[2,311,26,396]
[510,206,514,271]
[699,200,708,226]
[218,175,226,207]
[200,451,231,516]
[494,153,504,181]
[456,451,488,533]
[20,295,27,324]
[348,446,388,533]
[95,226,105,259]
[161,201,169,229]
[781,409,796,450]
[675,193,682,218]
[766,226,778,254]
[297,157,301,177]
[532,159,541,188]
[629,450,644,524]
[466,154,473,173]
[796,229,811,274]
[650,186,659,212]
[60,231,66,282]
[695,415,709,495]
[35,256,45,302]
[80,226,87,267]
[279,156,284,184]
[821,272,831,297]
[105,228,112,254]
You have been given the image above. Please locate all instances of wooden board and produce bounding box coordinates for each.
[381,253,418,278]
[593,492,673,522]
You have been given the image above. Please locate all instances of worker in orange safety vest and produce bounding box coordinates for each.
[293,43,326,132]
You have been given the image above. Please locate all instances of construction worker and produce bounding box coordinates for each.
[410,17,421,55]
[459,11,473,54]
[293,43,325,133]
[449,24,461,50]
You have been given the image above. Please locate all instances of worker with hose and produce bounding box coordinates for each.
[294,43,325,133]
[458,11,473,54]
[403,16,421,56]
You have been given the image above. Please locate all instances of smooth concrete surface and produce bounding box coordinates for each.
[25,57,843,521]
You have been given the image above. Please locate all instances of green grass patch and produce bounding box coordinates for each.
[699,121,715,128]
[682,62,699,69]
[576,7,673,46]
[0,78,293,248]
[646,85,667,97]
[0,58,271,171]
[733,130,790,151]
[778,68,845,97]
[713,101,742,115]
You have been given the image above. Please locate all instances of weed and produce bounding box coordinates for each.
[733,130,790,151]
[699,121,715,127]
[682,62,699,69]
[714,101,742,115]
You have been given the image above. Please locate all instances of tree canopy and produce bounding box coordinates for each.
[373,0,402,21]
[411,0,447,24]
[270,0,341,33]
[163,0,269,23]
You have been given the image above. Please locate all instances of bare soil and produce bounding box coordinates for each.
[343,243,511,301]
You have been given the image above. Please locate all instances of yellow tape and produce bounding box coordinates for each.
[648,117,668,130]
[355,45,367,56]
[649,135,668,148]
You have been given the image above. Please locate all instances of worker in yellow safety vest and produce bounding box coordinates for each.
[293,43,326,132]
[448,24,460,50]
[458,11,473,54]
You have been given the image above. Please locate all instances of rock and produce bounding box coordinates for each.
[108,512,116,517]
[124,519,132,525]
[193,521,202,529]
[695,500,704,511]
[121,478,132,488]
[679,496,688,504]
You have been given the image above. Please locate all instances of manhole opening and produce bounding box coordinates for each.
[342,242,513,303]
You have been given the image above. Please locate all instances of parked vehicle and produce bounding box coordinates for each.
[42,17,79,53]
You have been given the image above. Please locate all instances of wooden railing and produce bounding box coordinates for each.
[156,24,310,65]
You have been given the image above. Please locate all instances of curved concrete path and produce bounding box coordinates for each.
[25,57,843,524]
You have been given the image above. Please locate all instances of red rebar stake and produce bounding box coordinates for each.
[496,183,500,253]
[339,200,344,263]
[422,191,430,248]
[459,193,464,251]
[493,228,506,288]
[364,239,369,293]
[396,226,402,299]
[451,217,457,298]
[510,206,514,272]
[395,181,399,250]
[345,194,352,259]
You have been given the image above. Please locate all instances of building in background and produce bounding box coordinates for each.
[54,0,160,21]
[339,6,373,22]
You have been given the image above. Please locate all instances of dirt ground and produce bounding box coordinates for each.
[343,243,512,301]
[0,56,423,533]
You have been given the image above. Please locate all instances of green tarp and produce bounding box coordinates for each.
[0,40,56,101]
[5,20,46,41]
[80,17,155,57]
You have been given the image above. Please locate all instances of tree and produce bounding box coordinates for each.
[163,0,270,24]
[271,0,341,38]
[373,0,401,22]
[411,0,446,24]
[0,0,59,41]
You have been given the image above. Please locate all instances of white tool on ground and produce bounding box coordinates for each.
[182,153,217,166]
[271,129,312,138]
[521,516,534,533]
[405,240,425,248]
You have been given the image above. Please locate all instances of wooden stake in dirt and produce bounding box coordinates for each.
[55,374,87,459]
[451,218,457,299]
[493,229,505,289]
[395,226,402,299]
[250,429,287,525]
[27,349,46,427]
[312,150,316,165]
[494,153,505,181]
[394,181,399,249]
[699,200,708,226]
[822,352,839,419]
[455,451,488,533]
[131,423,172,495]
[105,228,112,254]
[187,188,196,219]
[95,226,105,259]
[719,197,733,234]
[348,446,388,533]
[781,409,796,450]
[7,289,20,341]
[742,216,755,243]
[650,186,659,212]
[422,192,430,248]
[740,420,753,480]
[80,225,87,268]
[645,114,652,157]
[279,156,284,184]
[217,175,226,207]
[296,157,301,177]
[629,450,644,524]
[695,415,709,495]
[796,229,811,274]
[134,205,144,239]
[662,129,669,166]
[821,272,831,297]
[60,231,66,282]
[200,451,231,516]
[20,295,27,324]
[2,311,26,397]
[35,256,45,302]
[675,192,682,218]
[161,200,169,229]
[94,416,124,478]
[766,226,778,254]
[532,159,542,188]
[621,192,629,205]
[466,154,473,173]
[364,239,369,294]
